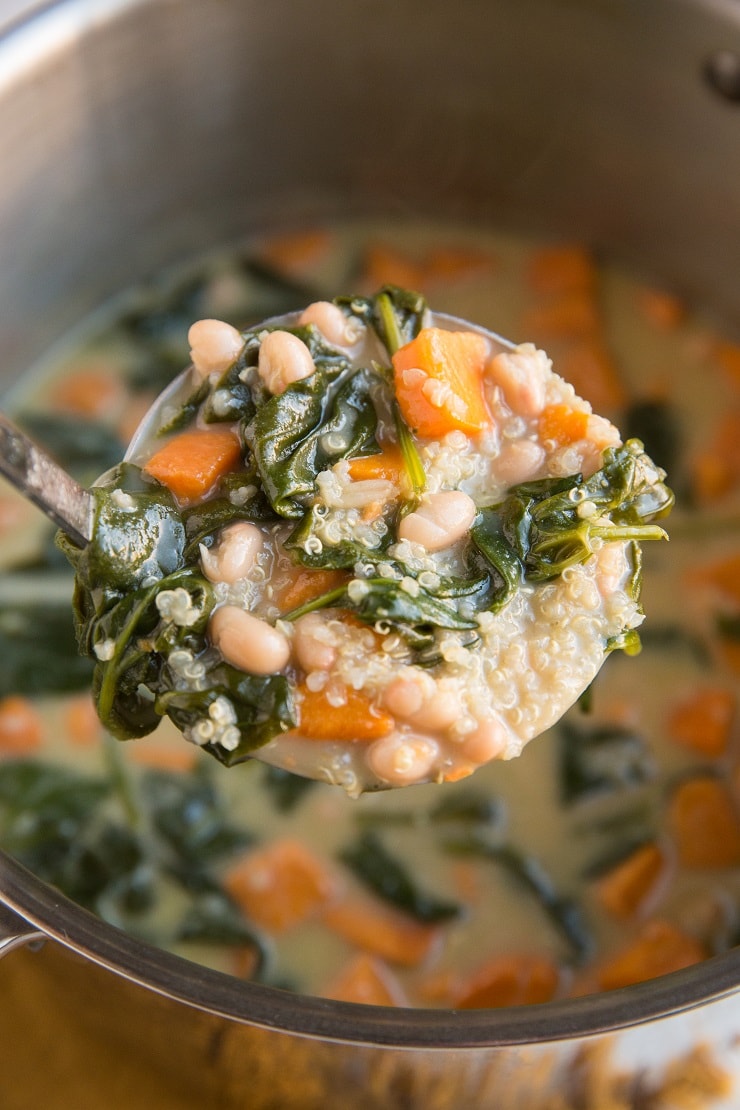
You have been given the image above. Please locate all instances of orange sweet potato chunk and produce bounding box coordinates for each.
[392,327,491,438]
[277,568,350,613]
[668,777,740,869]
[452,953,559,1009]
[321,953,407,1006]
[527,246,597,296]
[296,684,395,742]
[690,553,740,606]
[360,243,425,291]
[520,292,601,341]
[347,445,405,484]
[224,839,340,933]
[538,404,590,447]
[322,894,441,968]
[143,428,242,504]
[635,288,686,330]
[712,341,740,388]
[594,921,706,992]
[594,842,668,920]
[668,687,736,758]
[0,696,43,753]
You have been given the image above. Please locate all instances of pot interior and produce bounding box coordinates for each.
[1,0,740,1048]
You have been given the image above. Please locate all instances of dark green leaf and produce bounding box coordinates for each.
[338,286,428,356]
[156,377,211,436]
[637,623,711,666]
[558,720,656,805]
[443,835,592,961]
[470,511,524,612]
[623,400,681,482]
[261,766,316,812]
[340,830,462,924]
[161,663,296,764]
[429,789,506,829]
[245,355,381,518]
[0,593,93,696]
[177,892,269,969]
[497,441,672,585]
[15,412,124,483]
[140,767,254,866]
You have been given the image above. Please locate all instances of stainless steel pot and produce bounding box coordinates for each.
[0,1,739,1106]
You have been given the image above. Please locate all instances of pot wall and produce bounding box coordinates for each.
[1,0,739,383]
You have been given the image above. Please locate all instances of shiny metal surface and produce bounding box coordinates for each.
[0,411,92,543]
[0,0,740,1099]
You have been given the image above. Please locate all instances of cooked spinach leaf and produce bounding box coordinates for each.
[177,892,269,969]
[558,720,656,805]
[469,511,524,612]
[158,664,296,766]
[637,622,711,666]
[0,588,93,696]
[339,285,428,356]
[261,765,317,812]
[246,356,382,518]
[140,767,254,870]
[340,830,462,924]
[497,440,672,584]
[156,377,211,436]
[444,834,592,961]
[0,756,265,962]
[429,788,507,829]
[16,412,125,483]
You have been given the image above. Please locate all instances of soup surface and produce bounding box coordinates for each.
[1,221,739,1008]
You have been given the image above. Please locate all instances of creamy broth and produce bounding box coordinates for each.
[1,221,738,1008]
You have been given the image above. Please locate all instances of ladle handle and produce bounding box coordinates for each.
[0,902,46,959]
[0,412,93,546]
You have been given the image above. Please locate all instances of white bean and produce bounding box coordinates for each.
[209,605,290,675]
[258,331,315,395]
[595,541,629,596]
[367,733,439,786]
[494,439,545,488]
[292,612,337,672]
[383,670,435,718]
[461,716,509,764]
[383,669,460,732]
[188,319,243,378]
[199,522,264,585]
[398,491,476,552]
[298,301,363,348]
[488,344,547,416]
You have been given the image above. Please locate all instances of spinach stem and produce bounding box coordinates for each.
[281,585,350,622]
[376,292,404,356]
[393,401,426,500]
[102,734,142,829]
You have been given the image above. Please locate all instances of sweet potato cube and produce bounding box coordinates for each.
[322,894,441,967]
[595,921,705,991]
[452,953,559,1009]
[143,428,242,504]
[224,839,339,933]
[321,953,407,1006]
[594,842,668,919]
[668,777,740,869]
[668,687,736,758]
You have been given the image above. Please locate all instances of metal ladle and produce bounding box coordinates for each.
[0,412,93,547]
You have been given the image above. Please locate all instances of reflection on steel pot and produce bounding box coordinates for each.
[0,0,740,1106]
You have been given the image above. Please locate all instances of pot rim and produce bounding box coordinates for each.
[1,849,739,1048]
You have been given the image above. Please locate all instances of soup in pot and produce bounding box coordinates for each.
[0,221,738,1008]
